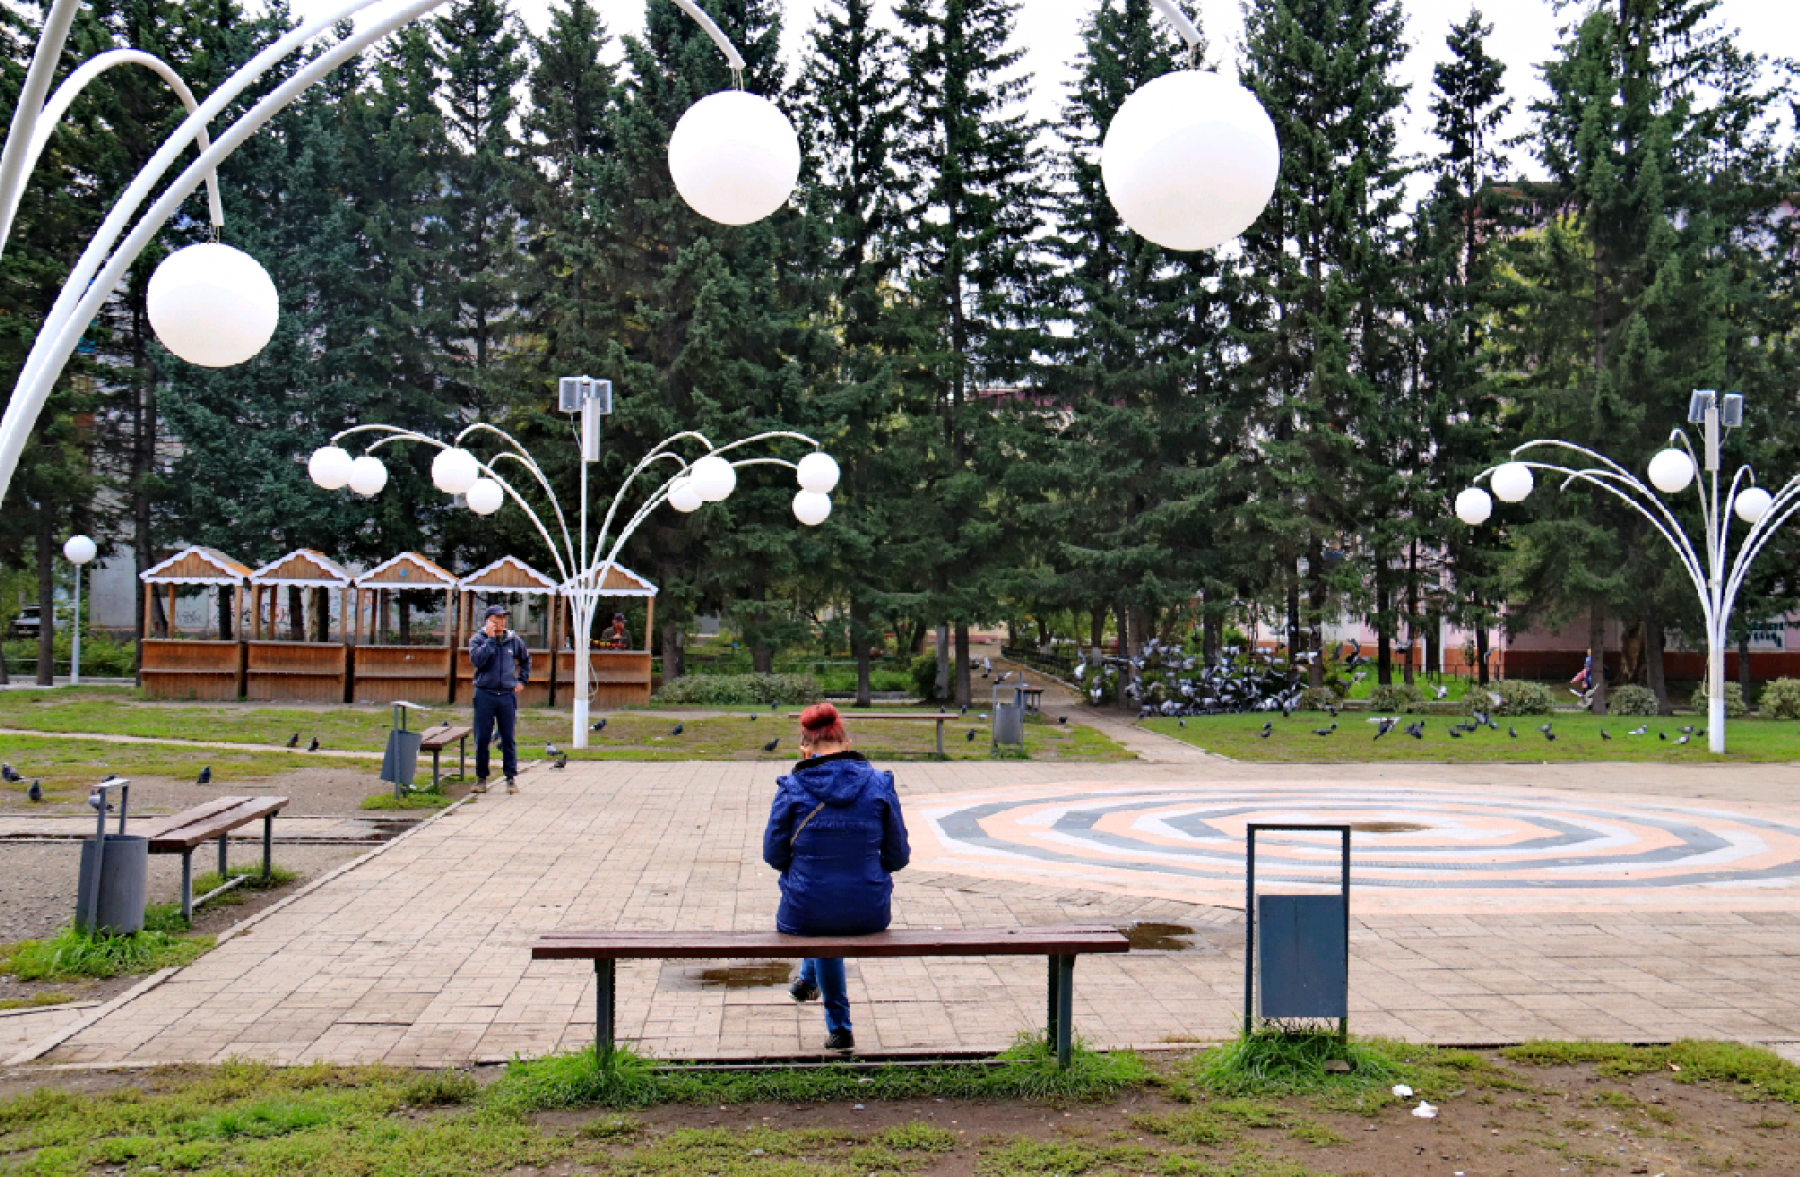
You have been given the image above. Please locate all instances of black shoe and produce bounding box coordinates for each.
[789,978,819,1003]
[823,1029,854,1051]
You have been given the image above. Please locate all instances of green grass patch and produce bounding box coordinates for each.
[491,1035,1150,1112]
[360,788,455,810]
[0,735,328,792]
[0,991,78,1010]
[1183,1032,1511,1116]
[1144,711,1800,762]
[1502,1039,1800,1104]
[0,923,212,981]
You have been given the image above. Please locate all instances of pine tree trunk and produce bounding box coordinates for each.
[752,643,774,674]
[1375,568,1392,686]
[1403,543,1418,687]
[853,600,873,709]
[953,624,971,709]
[1475,619,1490,687]
[1645,611,1669,714]
[1285,570,1300,664]
[1588,603,1608,716]
[661,622,683,683]
[1089,606,1104,655]
[35,504,55,685]
[935,623,949,700]
[1306,537,1326,690]
[1114,602,1129,658]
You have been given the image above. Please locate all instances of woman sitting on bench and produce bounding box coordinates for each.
[762,702,910,1052]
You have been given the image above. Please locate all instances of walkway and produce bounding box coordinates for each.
[19,755,1800,1068]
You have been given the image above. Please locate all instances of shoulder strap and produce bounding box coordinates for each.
[790,801,826,848]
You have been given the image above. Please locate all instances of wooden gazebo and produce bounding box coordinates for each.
[246,549,352,702]
[138,546,250,700]
[454,556,563,706]
[352,552,458,704]
[560,562,658,709]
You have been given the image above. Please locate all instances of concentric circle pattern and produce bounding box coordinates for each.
[913,783,1800,913]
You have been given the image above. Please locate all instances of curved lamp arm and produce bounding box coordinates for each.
[453,422,578,569]
[1148,0,1205,52]
[0,0,79,254]
[671,0,747,72]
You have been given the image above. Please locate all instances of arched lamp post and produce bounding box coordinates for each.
[62,533,95,686]
[0,0,1280,510]
[1456,391,1795,753]
[309,423,840,749]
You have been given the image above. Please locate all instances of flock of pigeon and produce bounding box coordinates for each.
[1072,636,1404,717]
[2,727,337,798]
[1253,711,1705,746]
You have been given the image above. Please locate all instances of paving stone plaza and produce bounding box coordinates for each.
[19,749,1800,1069]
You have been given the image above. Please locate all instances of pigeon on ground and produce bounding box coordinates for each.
[1538,723,1554,734]
[1057,716,1068,725]
[286,733,299,748]
[1257,727,1273,739]
[591,719,607,732]
[1628,725,1647,736]
[670,723,684,737]
[1544,731,1557,741]
[1679,725,1695,734]
[1326,705,1338,718]
[1674,735,1690,745]
[1658,731,1667,741]
[749,713,757,721]
[1509,727,1518,738]
[197,766,212,784]
[1600,730,1611,740]
[1312,723,1337,737]
[1449,728,1463,739]
[967,729,978,742]
[960,705,969,716]
[1408,724,1424,741]
[545,742,561,757]
[1374,718,1395,740]
[26,781,42,803]
[1433,685,1450,700]
[1178,719,1186,728]
[307,737,320,752]
[551,753,568,769]
[762,738,780,753]
[0,763,19,783]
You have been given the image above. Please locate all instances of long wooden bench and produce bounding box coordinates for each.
[787,711,959,757]
[532,925,1130,1067]
[142,796,289,920]
[418,723,473,789]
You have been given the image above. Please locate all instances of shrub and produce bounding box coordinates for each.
[1759,678,1800,719]
[1367,684,1424,713]
[1690,680,1747,719]
[1607,684,1661,717]
[654,672,821,707]
[911,655,942,702]
[1469,679,1554,716]
[1295,686,1340,712]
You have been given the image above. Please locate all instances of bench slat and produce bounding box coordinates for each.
[145,797,289,852]
[135,796,250,839]
[532,925,1129,961]
[419,725,471,750]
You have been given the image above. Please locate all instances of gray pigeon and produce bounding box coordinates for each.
[286,733,299,748]
[967,729,978,742]
[196,766,211,784]
[545,742,560,757]
[0,763,19,783]
[551,753,568,769]
[26,780,42,802]
[762,737,780,753]
[306,736,319,752]
[591,718,607,732]
[670,723,684,736]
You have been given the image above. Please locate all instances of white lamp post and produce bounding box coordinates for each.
[311,402,836,749]
[62,534,95,686]
[1458,391,1795,753]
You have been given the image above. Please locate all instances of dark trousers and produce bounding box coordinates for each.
[798,958,850,1032]
[473,688,518,780]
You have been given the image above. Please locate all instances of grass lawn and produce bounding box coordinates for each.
[0,688,1132,764]
[0,735,324,792]
[1144,710,1800,762]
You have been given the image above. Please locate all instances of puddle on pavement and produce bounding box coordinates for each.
[367,819,417,841]
[696,963,793,989]
[1122,922,1197,951]
[1350,821,1430,834]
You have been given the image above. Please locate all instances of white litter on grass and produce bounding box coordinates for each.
[1391,1084,1413,1098]
[1412,1101,1438,1119]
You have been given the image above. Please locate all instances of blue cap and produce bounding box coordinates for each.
[483,605,508,619]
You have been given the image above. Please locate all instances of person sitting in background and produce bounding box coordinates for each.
[601,612,631,649]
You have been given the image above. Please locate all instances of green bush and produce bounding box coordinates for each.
[1690,680,1747,719]
[654,673,822,707]
[1606,684,1661,717]
[911,655,941,702]
[1295,686,1340,712]
[1469,679,1554,716]
[1758,678,1800,719]
[1367,684,1424,713]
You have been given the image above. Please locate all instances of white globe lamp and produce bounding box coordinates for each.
[347,455,387,497]
[308,445,353,490]
[689,455,737,502]
[1647,448,1696,495]
[1735,486,1773,525]
[63,534,96,565]
[796,451,840,494]
[431,447,481,495]
[146,242,280,367]
[465,477,504,516]
[1454,487,1493,526]
[1101,70,1281,252]
[667,476,704,514]
[1490,462,1535,503]
[793,491,832,527]
[668,90,800,226]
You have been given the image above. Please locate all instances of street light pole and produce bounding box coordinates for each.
[1457,391,1787,753]
[62,535,95,687]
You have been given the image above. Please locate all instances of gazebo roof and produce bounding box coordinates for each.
[139,546,250,586]
[458,555,558,595]
[249,549,351,588]
[561,562,658,599]
[354,552,457,589]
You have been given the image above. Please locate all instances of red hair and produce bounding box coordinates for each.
[799,702,847,746]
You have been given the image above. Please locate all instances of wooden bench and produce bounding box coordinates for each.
[418,724,472,789]
[788,711,958,757]
[532,925,1130,1067]
[142,796,289,920]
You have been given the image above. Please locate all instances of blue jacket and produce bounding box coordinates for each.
[469,629,531,692]
[762,752,910,936]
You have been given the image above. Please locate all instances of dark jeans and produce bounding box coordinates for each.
[473,688,518,780]
[798,957,850,1032]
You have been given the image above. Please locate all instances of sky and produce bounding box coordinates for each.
[287,0,1797,178]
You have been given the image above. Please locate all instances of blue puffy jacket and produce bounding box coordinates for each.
[762,751,910,936]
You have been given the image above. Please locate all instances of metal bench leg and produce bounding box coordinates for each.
[594,958,615,1064]
[180,850,194,923]
[432,748,442,790]
[458,736,467,781]
[1046,955,1061,1052]
[1054,954,1075,1069]
[218,832,229,881]
[936,721,945,758]
[262,814,273,880]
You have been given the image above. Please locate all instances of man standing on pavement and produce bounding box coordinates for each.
[470,604,531,794]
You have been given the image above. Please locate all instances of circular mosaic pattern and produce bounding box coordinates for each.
[916,784,1800,903]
